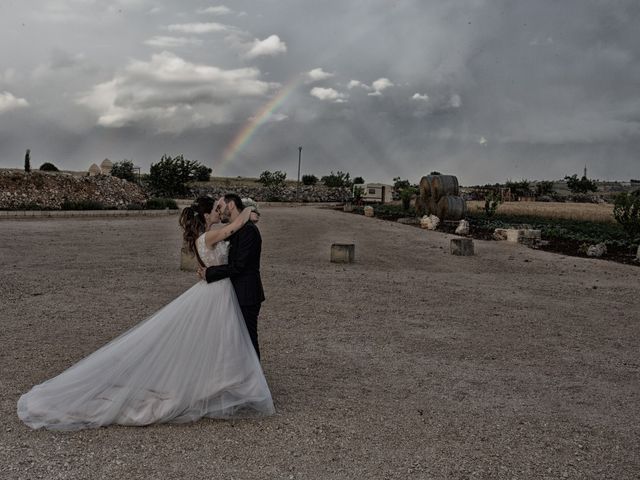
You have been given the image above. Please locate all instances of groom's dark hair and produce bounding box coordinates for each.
[224,193,244,211]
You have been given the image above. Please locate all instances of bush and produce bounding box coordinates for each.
[126,203,145,210]
[194,165,212,182]
[61,200,105,210]
[39,162,59,172]
[258,170,287,200]
[111,160,137,182]
[148,154,209,197]
[565,174,598,194]
[146,198,178,210]
[322,171,351,188]
[302,174,318,186]
[613,191,640,240]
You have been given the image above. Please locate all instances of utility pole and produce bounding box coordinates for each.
[297,146,302,201]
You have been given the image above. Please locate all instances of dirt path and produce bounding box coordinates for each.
[1,206,639,479]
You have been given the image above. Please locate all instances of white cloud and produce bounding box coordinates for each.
[306,68,334,83]
[198,6,233,16]
[348,80,371,90]
[310,87,347,103]
[0,91,29,114]
[77,51,277,130]
[245,35,287,59]
[168,22,231,34]
[449,94,462,108]
[479,136,487,145]
[368,77,394,96]
[348,78,393,96]
[145,36,203,48]
[412,93,429,101]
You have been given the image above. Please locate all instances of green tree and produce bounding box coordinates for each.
[24,149,31,172]
[392,176,411,190]
[258,170,287,200]
[111,160,137,182]
[302,174,318,186]
[194,164,212,182]
[505,178,531,199]
[149,154,208,197]
[535,180,555,197]
[613,190,640,239]
[353,176,365,185]
[430,171,441,175]
[321,171,352,188]
[564,174,598,194]
[39,162,59,172]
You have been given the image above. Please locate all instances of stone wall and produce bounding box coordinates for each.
[189,184,352,203]
[0,170,147,210]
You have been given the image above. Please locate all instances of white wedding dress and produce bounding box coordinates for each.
[17,235,275,431]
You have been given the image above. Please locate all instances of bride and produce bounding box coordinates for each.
[17,196,275,431]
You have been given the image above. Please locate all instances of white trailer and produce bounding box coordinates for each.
[357,183,393,204]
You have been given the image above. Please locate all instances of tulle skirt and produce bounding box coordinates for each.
[17,279,275,431]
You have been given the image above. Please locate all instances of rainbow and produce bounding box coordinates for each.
[218,76,302,172]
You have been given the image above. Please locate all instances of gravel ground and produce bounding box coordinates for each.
[1,205,639,480]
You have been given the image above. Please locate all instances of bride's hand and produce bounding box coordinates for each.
[250,211,259,223]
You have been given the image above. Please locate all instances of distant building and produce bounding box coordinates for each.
[88,163,101,176]
[100,158,113,174]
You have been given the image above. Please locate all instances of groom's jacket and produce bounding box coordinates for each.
[205,222,265,306]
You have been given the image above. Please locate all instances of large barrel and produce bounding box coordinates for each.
[414,196,427,216]
[430,175,459,201]
[419,176,433,198]
[436,195,467,220]
[426,197,438,216]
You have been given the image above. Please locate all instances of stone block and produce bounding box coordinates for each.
[506,229,525,243]
[331,243,355,263]
[450,238,474,256]
[363,206,374,217]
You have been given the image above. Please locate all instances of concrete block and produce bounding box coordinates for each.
[331,243,355,263]
[450,238,474,256]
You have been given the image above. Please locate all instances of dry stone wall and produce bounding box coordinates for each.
[189,184,352,203]
[0,170,147,210]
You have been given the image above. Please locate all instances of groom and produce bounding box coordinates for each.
[200,193,265,359]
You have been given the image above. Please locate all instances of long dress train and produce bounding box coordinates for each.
[17,236,274,431]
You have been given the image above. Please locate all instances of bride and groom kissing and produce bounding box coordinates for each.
[18,193,275,431]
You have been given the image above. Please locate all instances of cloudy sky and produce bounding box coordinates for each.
[0,0,638,185]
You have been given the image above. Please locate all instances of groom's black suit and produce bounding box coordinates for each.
[205,221,265,359]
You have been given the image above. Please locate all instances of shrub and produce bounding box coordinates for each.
[565,174,598,194]
[302,174,318,186]
[484,191,501,217]
[148,154,209,197]
[322,171,352,188]
[258,170,287,200]
[613,191,640,239]
[146,198,178,210]
[39,162,59,172]
[126,203,145,210]
[194,165,212,182]
[111,160,137,182]
[61,200,105,210]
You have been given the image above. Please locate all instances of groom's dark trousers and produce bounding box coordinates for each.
[205,222,265,359]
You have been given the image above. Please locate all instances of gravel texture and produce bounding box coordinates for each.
[1,205,639,479]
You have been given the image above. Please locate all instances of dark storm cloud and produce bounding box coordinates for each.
[0,0,638,184]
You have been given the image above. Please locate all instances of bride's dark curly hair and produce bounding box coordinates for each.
[179,196,215,256]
